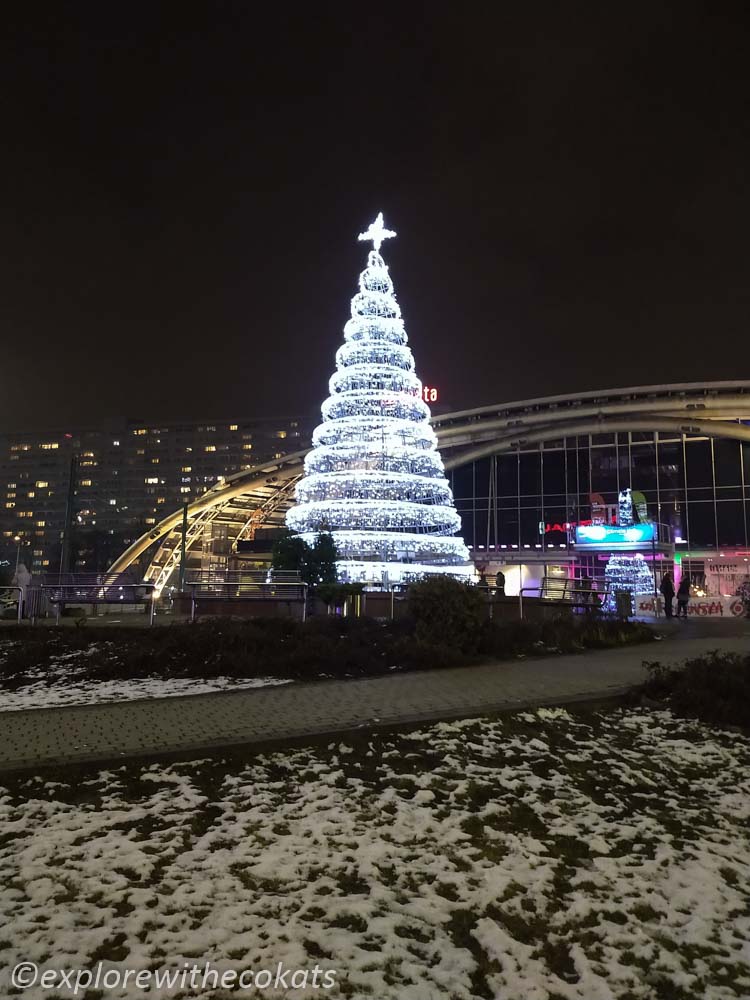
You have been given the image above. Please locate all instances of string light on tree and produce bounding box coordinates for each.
[286,213,473,587]
[603,552,654,612]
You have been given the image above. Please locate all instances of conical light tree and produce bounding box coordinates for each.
[286,213,474,588]
[603,552,655,611]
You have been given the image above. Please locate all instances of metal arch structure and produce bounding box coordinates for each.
[107,380,750,588]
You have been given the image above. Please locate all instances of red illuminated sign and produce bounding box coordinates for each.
[543,517,617,534]
[422,386,438,403]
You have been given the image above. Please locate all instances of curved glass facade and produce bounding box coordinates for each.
[450,429,750,552]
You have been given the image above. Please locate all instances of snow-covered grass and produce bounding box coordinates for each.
[1,708,749,999]
[0,646,292,711]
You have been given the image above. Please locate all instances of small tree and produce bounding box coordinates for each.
[309,530,338,586]
[272,532,311,576]
[271,530,339,590]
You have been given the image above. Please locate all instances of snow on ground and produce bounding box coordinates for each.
[0,647,292,711]
[1,708,749,999]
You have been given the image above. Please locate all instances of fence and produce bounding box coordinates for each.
[0,586,24,623]
[181,572,308,622]
[33,582,157,624]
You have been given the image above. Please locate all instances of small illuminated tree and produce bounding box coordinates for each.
[286,214,473,588]
[604,552,655,611]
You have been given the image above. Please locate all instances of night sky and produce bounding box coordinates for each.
[3,5,750,430]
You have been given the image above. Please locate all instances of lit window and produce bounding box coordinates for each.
[145,477,159,484]
[133,428,147,435]
[7,482,17,488]
[33,549,42,556]
[206,425,216,432]
[137,449,145,455]
[82,451,95,458]
[276,431,287,439]
[80,479,92,486]
[36,481,48,488]
[156,497,166,504]
[27,491,35,498]
[145,517,156,525]
[205,445,216,452]
[6,492,16,499]
[109,499,116,505]
[243,444,253,450]
[4,502,15,509]
[181,466,192,473]
[42,559,49,566]
[229,424,238,430]
[113,440,120,446]
[151,457,159,464]
[40,442,59,450]
[180,486,191,493]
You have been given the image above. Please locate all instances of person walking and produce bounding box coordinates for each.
[676,574,691,620]
[494,570,505,596]
[660,571,675,618]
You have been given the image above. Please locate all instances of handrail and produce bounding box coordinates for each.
[517,583,612,620]
[0,586,24,623]
[37,583,157,626]
[185,581,309,623]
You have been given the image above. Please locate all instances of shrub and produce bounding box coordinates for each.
[407,577,486,653]
[643,652,750,730]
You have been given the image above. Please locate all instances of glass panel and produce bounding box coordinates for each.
[716,501,746,547]
[714,439,742,487]
[686,501,716,548]
[590,447,618,496]
[474,458,490,499]
[542,451,565,495]
[519,452,541,497]
[685,440,712,489]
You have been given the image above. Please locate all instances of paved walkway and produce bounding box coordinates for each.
[0,630,747,773]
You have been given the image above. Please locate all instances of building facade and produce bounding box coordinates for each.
[449,428,750,598]
[0,417,312,574]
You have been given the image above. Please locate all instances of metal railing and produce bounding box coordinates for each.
[517,582,614,620]
[34,583,157,625]
[0,586,24,623]
[184,580,308,622]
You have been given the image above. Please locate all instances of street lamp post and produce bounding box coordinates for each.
[14,535,21,576]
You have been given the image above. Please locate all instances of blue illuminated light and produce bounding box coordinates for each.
[575,523,656,545]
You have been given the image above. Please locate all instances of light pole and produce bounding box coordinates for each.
[14,535,21,576]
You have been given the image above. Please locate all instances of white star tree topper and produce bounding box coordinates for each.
[358,212,396,251]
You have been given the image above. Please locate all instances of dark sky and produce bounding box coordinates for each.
[2,4,749,430]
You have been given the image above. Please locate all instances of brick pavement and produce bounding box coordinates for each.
[0,631,747,773]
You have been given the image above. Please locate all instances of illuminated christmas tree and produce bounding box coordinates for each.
[286,213,473,588]
[604,552,654,611]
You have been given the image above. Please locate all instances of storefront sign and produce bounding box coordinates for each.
[576,523,656,545]
[635,594,746,618]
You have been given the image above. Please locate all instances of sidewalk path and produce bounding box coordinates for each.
[0,632,747,773]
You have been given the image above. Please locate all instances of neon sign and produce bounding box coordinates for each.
[422,386,438,403]
[543,518,616,534]
[575,523,656,545]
